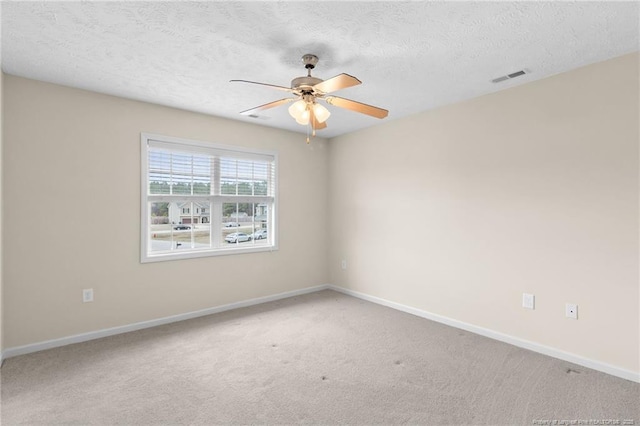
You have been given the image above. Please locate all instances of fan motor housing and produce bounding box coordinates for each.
[291,76,323,91]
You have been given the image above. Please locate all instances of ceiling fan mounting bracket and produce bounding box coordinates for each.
[301,54,319,70]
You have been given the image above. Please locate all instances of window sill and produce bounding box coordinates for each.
[141,244,278,263]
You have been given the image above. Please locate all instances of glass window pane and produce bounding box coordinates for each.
[237,160,253,195]
[237,203,251,223]
[192,155,211,195]
[149,202,172,252]
[220,158,237,195]
[237,180,253,195]
[149,151,171,194]
[223,202,236,226]
[253,180,268,196]
[221,178,236,195]
[193,202,211,249]
[172,201,193,250]
[245,203,269,245]
[221,202,250,245]
[171,153,193,195]
[252,203,269,245]
[254,162,269,196]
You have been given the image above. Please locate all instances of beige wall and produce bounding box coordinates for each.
[3,75,329,347]
[328,53,639,373]
[3,53,638,376]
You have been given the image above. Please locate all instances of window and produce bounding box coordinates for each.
[141,133,277,262]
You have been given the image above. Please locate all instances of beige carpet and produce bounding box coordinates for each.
[1,290,638,425]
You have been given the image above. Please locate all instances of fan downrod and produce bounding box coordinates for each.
[291,54,322,91]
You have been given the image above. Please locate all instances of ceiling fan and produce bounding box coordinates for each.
[231,54,388,142]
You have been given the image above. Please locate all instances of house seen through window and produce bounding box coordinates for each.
[141,133,277,262]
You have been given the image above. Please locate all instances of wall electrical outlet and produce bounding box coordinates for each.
[565,303,578,319]
[341,259,347,270]
[522,293,535,310]
[83,288,94,303]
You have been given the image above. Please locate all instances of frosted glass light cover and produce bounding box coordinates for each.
[313,103,331,123]
[295,109,310,125]
[288,100,307,119]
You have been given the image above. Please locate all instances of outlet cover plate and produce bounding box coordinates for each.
[83,288,94,303]
[565,303,578,319]
[522,293,535,310]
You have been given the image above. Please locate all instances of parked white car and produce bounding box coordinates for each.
[225,232,251,243]
[251,229,268,240]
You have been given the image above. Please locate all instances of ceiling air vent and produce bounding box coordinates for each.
[492,69,528,83]
[247,114,269,120]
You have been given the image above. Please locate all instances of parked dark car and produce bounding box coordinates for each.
[173,224,191,230]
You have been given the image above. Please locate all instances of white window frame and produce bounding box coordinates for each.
[140,133,278,263]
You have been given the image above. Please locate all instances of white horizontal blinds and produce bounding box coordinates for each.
[148,150,211,196]
[192,156,211,195]
[148,150,171,195]
[219,157,274,197]
[148,139,274,163]
[147,140,274,198]
[171,153,193,195]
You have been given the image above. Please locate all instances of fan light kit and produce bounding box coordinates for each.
[231,54,388,143]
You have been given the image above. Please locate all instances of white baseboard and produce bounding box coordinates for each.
[4,283,638,383]
[327,284,640,383]
[2,284,330,360]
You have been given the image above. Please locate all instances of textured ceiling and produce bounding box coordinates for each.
[2,1,638,138]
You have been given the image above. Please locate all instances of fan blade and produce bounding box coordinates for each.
[324,96,388,119]
[230,80,296,93]
[313,120,327,130]
[239,98,296,116]
[309,108,327,130]
[313,73,361,94]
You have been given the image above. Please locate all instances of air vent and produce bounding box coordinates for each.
[507,70,526,78]
[491,76,509,83]
[247,114,269,120]
[492,69,528,84]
